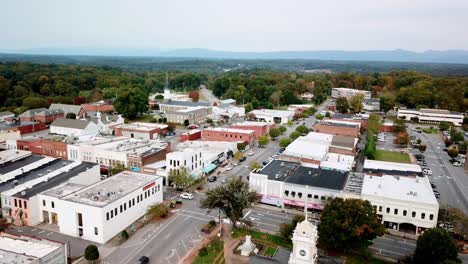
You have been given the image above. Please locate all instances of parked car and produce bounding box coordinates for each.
[248,151,255,156]
[180,193,193,200]
[225,165,233,171]
[138,256,150,264]
[207,176,217,182]
[422,168,432,175]
[187,124,199,129]
[433,190,440,198]
[262,161,269,166]
[453,161,462,167]
[239,157,247,162]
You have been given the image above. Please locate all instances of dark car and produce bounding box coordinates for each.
[207,176,217,182]
[138,256,149,264]
[262,161,269,166]
[239,157,247,162]
[443,148,448,152]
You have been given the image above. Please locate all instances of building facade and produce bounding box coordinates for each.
[249,109,295,124]
[229,121,274,140]
[38,171,163,244]
[397,108,464,126]
[50,118,99,138]
[114,122,168,140]
[331,88,371,100]
[201,127,255,147]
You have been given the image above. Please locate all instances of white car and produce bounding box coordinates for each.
[453,161,462,167]
[225,165,233,171]
[248,151,255,156]
[180,193,193,200]
[422,168,432,175]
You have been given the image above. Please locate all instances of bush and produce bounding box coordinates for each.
[84,244,99,262]
[121,230,129,241]
[198,247,208,257]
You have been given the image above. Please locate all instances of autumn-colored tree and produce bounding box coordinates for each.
[394,132,409,146]
[188,90,200,102]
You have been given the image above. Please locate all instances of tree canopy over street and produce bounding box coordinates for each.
[200,177,257,228]
[412,228,460,264]
[318,198,385,251]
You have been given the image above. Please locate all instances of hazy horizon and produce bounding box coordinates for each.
[2,0,468,53]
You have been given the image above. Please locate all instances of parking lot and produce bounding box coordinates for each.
[407,124,468,214]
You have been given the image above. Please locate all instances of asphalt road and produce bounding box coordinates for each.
[369,234,416,259]
[407,124,468,214]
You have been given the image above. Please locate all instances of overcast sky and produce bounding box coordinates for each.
[2,0,467,52]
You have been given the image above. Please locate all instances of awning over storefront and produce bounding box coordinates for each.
[202,163,217,174]
[283,199,324,210]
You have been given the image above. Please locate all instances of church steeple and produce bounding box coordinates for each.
[289,198,318,264]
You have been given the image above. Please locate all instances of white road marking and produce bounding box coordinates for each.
[242,210,252,220]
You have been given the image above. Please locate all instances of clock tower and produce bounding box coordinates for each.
[288,217,318,264]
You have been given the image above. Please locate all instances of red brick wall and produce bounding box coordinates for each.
[201,129,255,146]
[314,124,359,138]
[16,139,68,159]
[228,125,267,140]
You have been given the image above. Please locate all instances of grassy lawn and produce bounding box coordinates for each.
[375,149,411,163]
[421,127,438,134]
[193,238,224,264]
[264,246,277,257]
[232,228,292,249]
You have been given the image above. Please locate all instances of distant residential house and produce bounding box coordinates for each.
[19,108,64,123]
[0,111,14,122]
[49,103,87,119]
[87,112,124,135]
[50,118,99,138]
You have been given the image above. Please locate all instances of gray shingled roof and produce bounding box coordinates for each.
[49,103,84,115]
[51,118,92,129]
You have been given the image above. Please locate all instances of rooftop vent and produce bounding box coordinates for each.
[275,174,281,179]
[21,191,26,196]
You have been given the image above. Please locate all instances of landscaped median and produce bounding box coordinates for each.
[375,149,411,164]
[193,238,224,264]
[232,227,292,249]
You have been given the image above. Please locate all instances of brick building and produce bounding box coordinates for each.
[114,122,168,140]
[19,108,64,123]
[201,127,255,147]
[229,121,275,140]
[314,120,360,138]
[15,137,68,159]
[0,119,47,135]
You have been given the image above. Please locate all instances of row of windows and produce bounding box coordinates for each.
[106,184,160,221]
[284,190,332,201]
[204,133,245,139]
[376,206,434,220]
[13,199,27,209]
[42,199,55,208]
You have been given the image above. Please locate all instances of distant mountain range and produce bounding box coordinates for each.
[2,48,468,64]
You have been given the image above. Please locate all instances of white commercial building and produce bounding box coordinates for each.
[360,174,438,234]
[250,160,350,210]
[331,88,371,100]
[0,234,66,264]
[397,108,464,126]
[250,109,295,124]
[0,111,14,122]
[67,137,169,170]
[166,141,237,178]
[280,132,355,171]
[212,103,245,119]
[363,99,380,112]
[50,118,99,138]
[38,171,163,244]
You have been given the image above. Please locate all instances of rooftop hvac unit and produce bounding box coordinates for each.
[275,174,280,179]
[21,191,26,196]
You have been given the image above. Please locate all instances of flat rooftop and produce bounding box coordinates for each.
[114,122,168,131]
[362,175,438,205]
[331,136,357,149]
[258,160,349,190]
[12,162,97,199]
[321,120,360,128]
[251,109,294,118]
[0,236,61,263]
[230,121,272,127]
[0,156,60,187]
[54,171,160,207]
[364,160,422,176]
[160,100,210,107]
[0,121,38,130]
[203,127,254,134]
[72,137,167,154]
